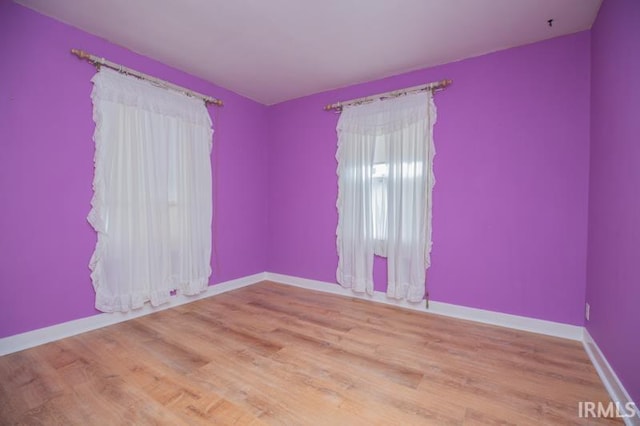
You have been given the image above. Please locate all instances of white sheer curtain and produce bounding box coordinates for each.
[336,91,436,302]
[88,68,213,313]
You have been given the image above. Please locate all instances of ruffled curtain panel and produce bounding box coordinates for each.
[336,92,437,302]
[88,68,213,312]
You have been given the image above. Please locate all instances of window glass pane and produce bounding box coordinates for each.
[372,135,388,243]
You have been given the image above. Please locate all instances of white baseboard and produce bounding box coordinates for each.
[265,272,640,418]
[264,272,584,340]
[583,330,639,425]
[0,272,266,356]
[2,270,635,421]
[0,271,581,356]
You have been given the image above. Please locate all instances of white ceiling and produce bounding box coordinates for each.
[16,0,602,105]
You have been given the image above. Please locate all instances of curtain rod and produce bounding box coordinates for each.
[70,48,223,107]
[323,79,452,112]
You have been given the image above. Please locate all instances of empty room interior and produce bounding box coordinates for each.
[1,0,639,424]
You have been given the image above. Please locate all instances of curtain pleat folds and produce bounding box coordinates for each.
[336,92,436,302]
[89,68,213,313]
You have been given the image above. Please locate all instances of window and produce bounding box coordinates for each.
[336,91,437,302]
[88,68,213,312]
[372,137,389,245]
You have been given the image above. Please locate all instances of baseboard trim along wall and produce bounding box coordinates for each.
[582,330,640,426]
[265,272,584,341]
[266,272,638,418]
[0,271,584,356]
[2,271,635,419]
[0,272,266,356]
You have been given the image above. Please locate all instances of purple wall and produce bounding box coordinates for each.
[268,32,591,326]
[587,0,640,404]
[0,2,268,338]
[3,0,635,406]
[0,2,600,341]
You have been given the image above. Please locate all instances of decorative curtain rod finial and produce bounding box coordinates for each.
[71,48,91,60]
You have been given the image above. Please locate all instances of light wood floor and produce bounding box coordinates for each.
[0,281,619,425]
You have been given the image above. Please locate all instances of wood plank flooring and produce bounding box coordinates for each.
[0,281,620,425]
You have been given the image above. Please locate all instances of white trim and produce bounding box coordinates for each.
[2,269,636,419]
[583,329,640,426]
[265,273,640,416]
[0,272,266,356]
[264,272,584,340]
